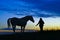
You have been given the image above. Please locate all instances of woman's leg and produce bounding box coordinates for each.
[40,25,43,31]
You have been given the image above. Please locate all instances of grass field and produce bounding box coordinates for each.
[0,30,60,40]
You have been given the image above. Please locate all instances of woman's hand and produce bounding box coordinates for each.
[35,25,37,26]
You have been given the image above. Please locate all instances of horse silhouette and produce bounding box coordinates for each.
[7,16,34,32]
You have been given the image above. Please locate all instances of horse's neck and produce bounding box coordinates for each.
[21,17,29,21]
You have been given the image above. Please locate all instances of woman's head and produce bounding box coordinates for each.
[40,18,42,20]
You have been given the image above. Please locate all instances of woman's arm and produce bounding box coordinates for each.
[36,21,40,26]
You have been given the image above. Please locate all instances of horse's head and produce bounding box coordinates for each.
[28,16,34,23]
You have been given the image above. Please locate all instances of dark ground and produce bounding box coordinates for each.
[0,31,60,40]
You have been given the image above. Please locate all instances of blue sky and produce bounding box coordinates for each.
[0,0,60,30]
[0,0,60,17]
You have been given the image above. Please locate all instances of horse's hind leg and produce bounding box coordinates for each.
[12,26,16,32]
[21,26,23,32]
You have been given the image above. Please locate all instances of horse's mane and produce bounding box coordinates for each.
[20,16,32,19]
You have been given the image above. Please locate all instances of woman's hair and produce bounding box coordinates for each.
[40,18,42,20]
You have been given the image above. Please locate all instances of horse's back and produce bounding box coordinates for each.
[9,17,27,26]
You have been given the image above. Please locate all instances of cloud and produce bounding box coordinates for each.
[14,9,60,17]
[0,0,60,17]
[0,0,34,11]
[21,0,60,13]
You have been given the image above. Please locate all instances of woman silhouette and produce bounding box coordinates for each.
[36,18,45,31]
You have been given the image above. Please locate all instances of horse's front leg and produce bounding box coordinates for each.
[12,25,16,32]
[23,26,25,32]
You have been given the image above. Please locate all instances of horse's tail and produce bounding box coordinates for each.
[7,18,11,28]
